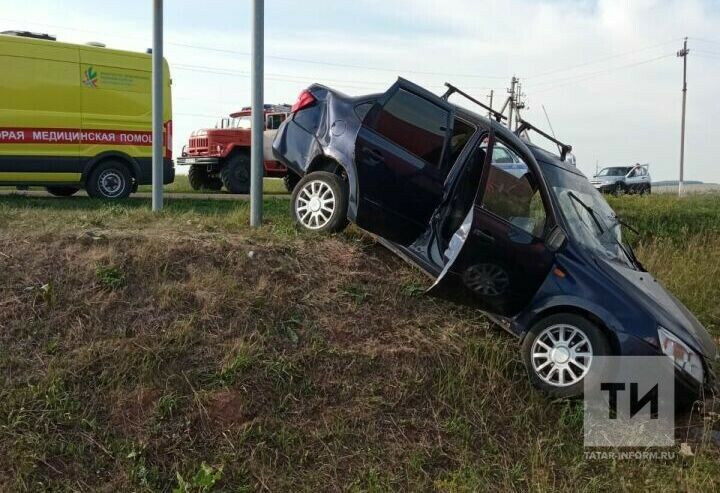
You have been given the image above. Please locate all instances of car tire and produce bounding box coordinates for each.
[86,161,133,199]
[188,164,222,191]
[613,183,626,196]
[283,171,301,193]
[221,152,251,194]
[46,186,80,197]
[521,313,611,399]
[291,171,349,234]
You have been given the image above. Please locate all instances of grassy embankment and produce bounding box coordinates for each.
[0,193,719,492]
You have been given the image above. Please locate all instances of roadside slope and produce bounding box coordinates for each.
[0,195,718,492]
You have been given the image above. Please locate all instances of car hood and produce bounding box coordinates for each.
[601,258,717,359]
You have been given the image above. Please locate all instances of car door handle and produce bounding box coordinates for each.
[473,229,495,243]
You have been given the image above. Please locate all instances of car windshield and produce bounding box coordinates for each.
[540,162,635,269]
[597,167,629,177]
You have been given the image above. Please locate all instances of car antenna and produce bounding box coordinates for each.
[441,83,507,123]
[541,104,563,156]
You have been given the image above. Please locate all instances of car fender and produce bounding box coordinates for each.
[513,294,630,353]
[82,151,142,183]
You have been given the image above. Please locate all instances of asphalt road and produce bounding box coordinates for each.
[0,190,291,200]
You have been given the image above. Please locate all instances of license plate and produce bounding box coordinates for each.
[183,158,196,164]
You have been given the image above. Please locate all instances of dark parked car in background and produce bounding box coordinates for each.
[272,78,716,402]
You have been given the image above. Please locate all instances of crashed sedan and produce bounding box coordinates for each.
[272,78,717,401]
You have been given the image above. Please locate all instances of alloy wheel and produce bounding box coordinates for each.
[295,180,336,230]
[530,324,593,387]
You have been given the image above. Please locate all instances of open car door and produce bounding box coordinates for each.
[428,132,557,317]
[353,78,462,245]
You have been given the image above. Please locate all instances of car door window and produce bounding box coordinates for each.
[371,88,450,169]
[481,142,547,237]
[447,118,475,165]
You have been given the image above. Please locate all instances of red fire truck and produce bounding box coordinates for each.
[177,105,299,193]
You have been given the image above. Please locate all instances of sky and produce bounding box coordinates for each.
[1,0,720,182]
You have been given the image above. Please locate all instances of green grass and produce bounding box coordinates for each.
[0,192,719,491]
[1,175,290,195]
[136,175,289,195]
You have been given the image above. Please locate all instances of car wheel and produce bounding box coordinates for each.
[291,171,349,233]
[613,183,626,196]
[283,171,301,193]
[522,313,611,398]
[188,164,222,191]
[45,186,79,197]
[86,161,133,199]
[221,153,251,194]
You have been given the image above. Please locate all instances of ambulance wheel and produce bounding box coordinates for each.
[46,186,79,197]
[86,161,133,199]
[221,153,251,194]
[188,164,222,191]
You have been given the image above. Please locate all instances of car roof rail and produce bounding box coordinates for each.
[441,83,507,123]
[441,82,574,162]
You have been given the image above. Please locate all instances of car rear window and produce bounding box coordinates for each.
[371,88,450,168]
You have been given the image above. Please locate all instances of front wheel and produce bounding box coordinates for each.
[46,186,79,197]
[521,313,611,398]
[291,171,349,234]
[86,161,133,199]
[221,153,251,194]
[188,164,222,191]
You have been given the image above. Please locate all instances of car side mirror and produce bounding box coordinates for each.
[546,226,567,252]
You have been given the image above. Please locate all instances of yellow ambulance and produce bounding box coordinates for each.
[0,30,174,198]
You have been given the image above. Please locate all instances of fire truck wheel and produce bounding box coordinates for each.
[188,164,222,191]
[221,153,251,194]
[283,171,301,193]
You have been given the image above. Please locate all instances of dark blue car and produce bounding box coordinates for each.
[272,78,716,402]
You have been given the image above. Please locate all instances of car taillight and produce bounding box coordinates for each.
[291,89,316,113]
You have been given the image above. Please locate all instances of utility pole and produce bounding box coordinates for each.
[515,80,525,127]
[677,37,689,197]
[250,0,264,226]
[507,76,517,131]
[151,0,164,211]
[487,89,494,118]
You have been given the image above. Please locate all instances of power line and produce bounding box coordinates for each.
[527,54,674,94]
[525,38,680,79]
[0,16,508,80]
[690,37,720,46]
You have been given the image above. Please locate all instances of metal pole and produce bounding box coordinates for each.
[250,0,264,226]
[507,76,516,131]
[677,37,689,197]
[151,0,164,211]
[487,89,494,118]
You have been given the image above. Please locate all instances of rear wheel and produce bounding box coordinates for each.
[221,153,251,194]
[188,164,222,191]
[522,313,611,398]
[46,186,79,197]
[291,171,349,234]
[86,161,133,199]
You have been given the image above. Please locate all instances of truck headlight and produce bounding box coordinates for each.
[658,327,704,384]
